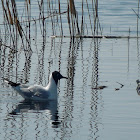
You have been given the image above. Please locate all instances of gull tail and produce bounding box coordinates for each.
[4,78,20,87]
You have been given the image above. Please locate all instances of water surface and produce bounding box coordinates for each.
[0,0,140,140]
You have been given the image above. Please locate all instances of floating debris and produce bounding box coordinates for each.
[115,88,120,91]
[115,82,124,91]
[92,86,107,90]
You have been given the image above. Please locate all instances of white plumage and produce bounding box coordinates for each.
[5,71,67,101]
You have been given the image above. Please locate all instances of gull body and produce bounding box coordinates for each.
[5,71,67,101]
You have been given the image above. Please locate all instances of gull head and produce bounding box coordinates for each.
[136,80,140,84]
[52,71,68,85]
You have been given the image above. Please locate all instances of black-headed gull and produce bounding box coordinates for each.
[5,71,68,101]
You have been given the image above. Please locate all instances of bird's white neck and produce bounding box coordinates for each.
[46,73,57,100]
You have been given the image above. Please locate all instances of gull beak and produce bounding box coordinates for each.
[62,76,68,79]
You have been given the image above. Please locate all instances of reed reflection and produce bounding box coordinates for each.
[67,38,79,89]
[35,45,46,85]
[90,39,103,139]
[137,39,140,77]
[59,38,80,139]
[0,44,6,80]
[9,100,59,128]
[20,52,32,83]
[127,37,130,72]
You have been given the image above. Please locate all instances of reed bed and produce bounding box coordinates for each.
[0,0,101,38]
[0,0,139,82]
[2,0,138,51]
[1,0,140,44]
[0,0,102,69]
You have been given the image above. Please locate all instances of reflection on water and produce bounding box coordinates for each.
[9,100,59,128]
[2,100,59,140]
[1,33,140,140]
[1,0,140,140]
[0,33,140,140]
[90,39,101,139]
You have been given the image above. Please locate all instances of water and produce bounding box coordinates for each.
[0,0,140,140]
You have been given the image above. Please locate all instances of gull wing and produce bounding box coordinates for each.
[19,85,50,100]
